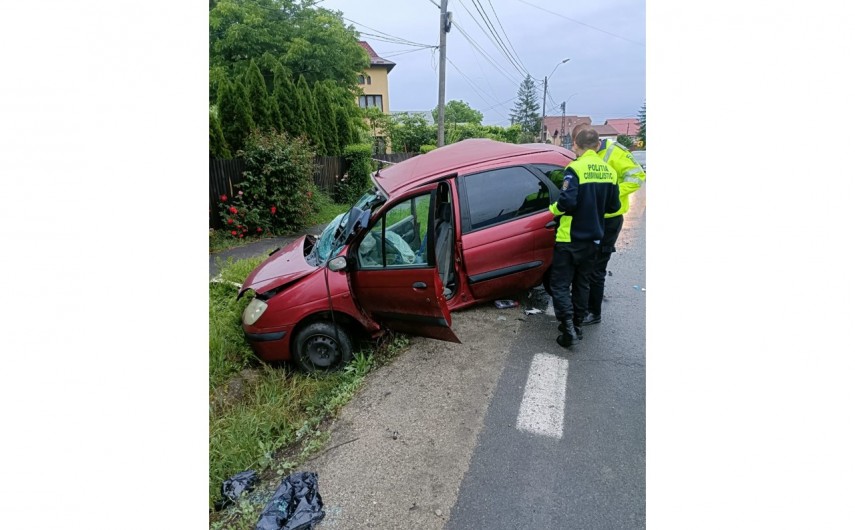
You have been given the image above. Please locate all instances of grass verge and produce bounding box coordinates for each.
[209,256,410,527]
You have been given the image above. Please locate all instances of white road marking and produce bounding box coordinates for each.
[516,353,569,439]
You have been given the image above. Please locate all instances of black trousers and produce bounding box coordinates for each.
[587,215,624,315]
[550,240,598,324]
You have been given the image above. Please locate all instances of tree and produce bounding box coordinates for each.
[244,59,274,131]
[509,75,540,142]
[295,75,326,152]
[273,63,298,136]
[390,113,435,152]
[269,94,283,132]
[362,107,392,156]
[314,81,339,155]
[637,101,646,147]
[216,77,255,153]
[617,135,633,149]
[432,100,483,125]
[209,0,368,93]
[209,107,231,158]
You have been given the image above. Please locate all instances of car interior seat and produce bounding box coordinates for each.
[435,202,454,299]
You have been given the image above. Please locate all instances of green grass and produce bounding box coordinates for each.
[209,189,350,254]
[208,256,411,524]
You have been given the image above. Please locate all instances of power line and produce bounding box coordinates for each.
[457,0,529,79]
[451,20,523,86]
[471,0,530,77]
[383,47,437,58]
[467,0,528,77]
[485,0,529,76]
[446,56,510,121]
[513,0,644,47]
[343,17,435,48]
[358,31,435,48]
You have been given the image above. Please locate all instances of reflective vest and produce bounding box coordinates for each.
[598,139,646,218]
[549,150,619,243]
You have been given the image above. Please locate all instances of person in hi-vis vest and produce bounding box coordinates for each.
[570,123,646,326]
[548,128,621,348]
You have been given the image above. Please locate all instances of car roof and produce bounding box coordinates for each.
[373,139,572,196]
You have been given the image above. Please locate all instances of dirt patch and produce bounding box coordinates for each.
[210,368,263,414]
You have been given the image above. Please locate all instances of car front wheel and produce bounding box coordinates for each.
[294,321,354,373]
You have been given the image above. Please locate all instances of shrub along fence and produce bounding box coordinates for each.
[210,153,416,229]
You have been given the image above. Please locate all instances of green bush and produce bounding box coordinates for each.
[219,130,318,237]
[419,144,437,154]
[335,143,373,204]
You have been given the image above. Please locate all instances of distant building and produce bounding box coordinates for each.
[541,115,591,148]
[358,41,396,154]
[539,115,642,149]
[591,124,619,143]
[604,118,640,138]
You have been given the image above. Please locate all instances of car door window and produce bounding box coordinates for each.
[357,193,431,269]
[462,167,551,231]
[532,163,567,189]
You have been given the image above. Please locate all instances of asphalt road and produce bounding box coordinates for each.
[447,191,646,529]
[310,187,646,529]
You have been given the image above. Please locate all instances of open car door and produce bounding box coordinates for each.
[349,188,461,344]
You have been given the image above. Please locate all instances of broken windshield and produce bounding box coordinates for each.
[313,189,384,263]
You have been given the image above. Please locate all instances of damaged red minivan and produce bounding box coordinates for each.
[238,139,575,371]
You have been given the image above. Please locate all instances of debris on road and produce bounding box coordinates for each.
[255,471,325,530]
[524,308,543,315]
[216,470,259,510]
[494,299,519,309]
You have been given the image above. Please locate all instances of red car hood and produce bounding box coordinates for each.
[239,235,318,297]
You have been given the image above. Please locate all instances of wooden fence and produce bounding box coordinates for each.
[209,153,417,229]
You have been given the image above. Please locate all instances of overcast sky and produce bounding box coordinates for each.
[318,0,645,126]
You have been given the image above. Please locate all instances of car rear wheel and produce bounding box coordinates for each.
[294,321,353,373]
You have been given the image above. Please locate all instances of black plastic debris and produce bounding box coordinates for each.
[216,470,259,510]
[255,471,325,530]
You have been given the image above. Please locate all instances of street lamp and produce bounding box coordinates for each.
[542,58,570,142]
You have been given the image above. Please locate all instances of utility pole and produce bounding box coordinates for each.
[541,76,547,143]
[437,0,450,147]
[541,59,569,144]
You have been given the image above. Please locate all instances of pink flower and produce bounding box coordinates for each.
[270,206,277,215]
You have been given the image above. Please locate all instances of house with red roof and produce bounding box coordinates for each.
[541,115,591,148]
[604,118,640,137]
[540,115,642,148]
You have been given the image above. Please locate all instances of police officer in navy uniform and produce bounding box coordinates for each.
[548,128,621,347]
[569,124,647,326]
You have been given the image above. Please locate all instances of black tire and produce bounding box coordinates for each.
[293,321,353,373]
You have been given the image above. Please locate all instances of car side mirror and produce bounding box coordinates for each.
[328,256,348,272]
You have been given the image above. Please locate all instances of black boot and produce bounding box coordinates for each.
[556,319,579,348]
[558,320,583,339]
[580,312,601,326]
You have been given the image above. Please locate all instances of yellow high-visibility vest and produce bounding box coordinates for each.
[598,140,646,218]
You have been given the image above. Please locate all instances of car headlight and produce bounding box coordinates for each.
[243,298,268,326]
